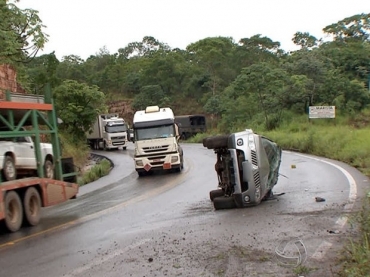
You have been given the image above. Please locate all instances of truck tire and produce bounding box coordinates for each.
[23,187,41,226]
[174,155,184,173]
[44,159,54,179]
[202,137,209,147]
[209,189,225,201]
[138,171,146,177]
[3,155,16,181]
[4,191,23,232]
[213,196,237,210]
[203,135,229,149]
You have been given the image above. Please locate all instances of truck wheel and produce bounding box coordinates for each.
[4,191,23,232]
[213,196,237,210]
[209,189,225,201]
[23,187,41,226]
[138,171,146,177]
[203,135,229,149]
[44,159,54,179]
[95,140,100,150]
[3,155,16,181]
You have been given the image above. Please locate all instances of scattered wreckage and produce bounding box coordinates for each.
[203,129,282,210]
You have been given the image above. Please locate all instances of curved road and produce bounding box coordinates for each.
[0,143,368,276]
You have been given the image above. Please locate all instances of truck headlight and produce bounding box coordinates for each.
[171,156,178,163]
[136,160,143,166]
[248,134,256,151]
[255,188,261,200]
[237,138,244,146]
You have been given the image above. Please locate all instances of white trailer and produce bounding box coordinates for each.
[133,106,184,176]
[87,114,128,150]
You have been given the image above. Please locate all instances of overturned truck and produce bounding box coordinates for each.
[203,129,282,210]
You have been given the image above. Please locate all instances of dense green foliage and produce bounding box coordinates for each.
[2,4,369,134]
[53,80,107,142]
[13,13,370,134]
[0,0,47,66]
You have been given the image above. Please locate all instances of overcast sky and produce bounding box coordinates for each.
[17,0,370,60]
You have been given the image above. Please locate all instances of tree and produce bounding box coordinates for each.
[56,55,87,84]
[26,52,60,94]
[222,63,290,130]
[132,85,170,110]
[282,49,328,108]
[53,80,107,142]
[187,37,237,95]
[117,36,170,59]
[139,50,190,95]
[0,1,48,65]
[292,32,319,49]
[323,13,370,43]
[236,34,282,69]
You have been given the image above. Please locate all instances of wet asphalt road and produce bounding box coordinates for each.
[0,143,368,276]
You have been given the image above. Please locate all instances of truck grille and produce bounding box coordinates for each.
[143,145,169,154]
[150,155,166,166]
[253,171,261,189]
[112,136,126,140]
[251,150,258,166]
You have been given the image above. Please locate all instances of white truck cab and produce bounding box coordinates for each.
[87,114,128,150]
[133,106,183,177]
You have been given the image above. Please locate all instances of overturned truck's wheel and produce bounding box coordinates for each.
[4,191,23,232]
[23,187,41,226]
[209,189,225,201]
[213,196,237,210]
[203,135,229,149]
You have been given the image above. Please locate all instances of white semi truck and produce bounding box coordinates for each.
[133,106,184,177]
[87,114,128,150]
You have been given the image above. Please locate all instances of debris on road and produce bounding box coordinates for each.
[315,197,326,202]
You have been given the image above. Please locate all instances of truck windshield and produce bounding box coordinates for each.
[135,125,175,140]
[105,124,127,133]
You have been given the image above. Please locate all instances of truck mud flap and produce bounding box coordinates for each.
[40,179,78,206]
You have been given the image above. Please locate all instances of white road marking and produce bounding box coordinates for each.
[290,152,357,260]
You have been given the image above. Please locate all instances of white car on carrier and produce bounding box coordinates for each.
[0,135,54,181]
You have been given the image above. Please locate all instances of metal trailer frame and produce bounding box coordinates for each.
[0,85,78,231]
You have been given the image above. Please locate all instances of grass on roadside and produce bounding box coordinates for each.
[77,158,112,186]
[58,131,90,172]
[338,194,370,277]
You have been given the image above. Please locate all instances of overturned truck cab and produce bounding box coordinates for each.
[203,129,282,210]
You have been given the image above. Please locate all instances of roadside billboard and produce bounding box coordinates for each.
[308,106,335,119]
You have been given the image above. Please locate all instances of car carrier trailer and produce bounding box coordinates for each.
[0,86,78,232]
